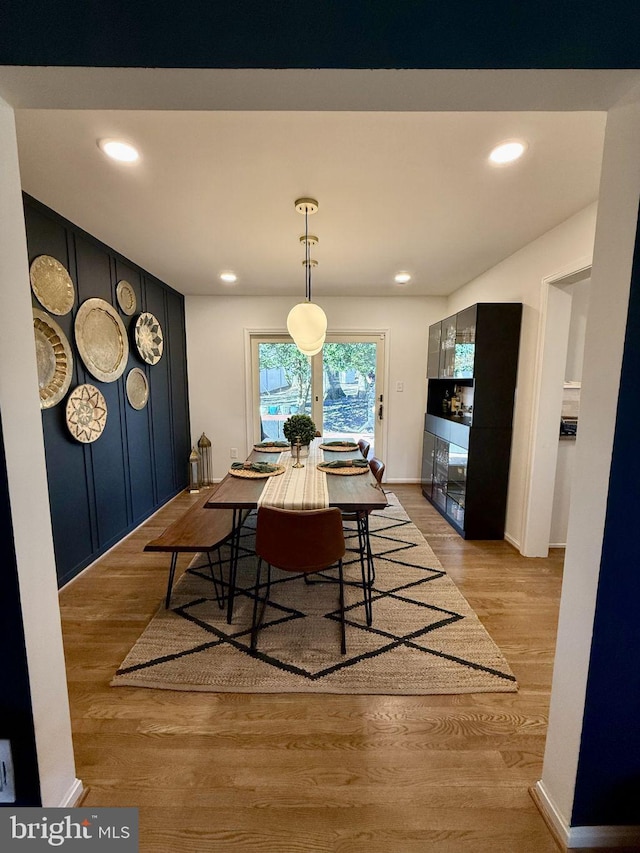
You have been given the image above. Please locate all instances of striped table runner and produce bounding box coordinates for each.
[257,439,329,509]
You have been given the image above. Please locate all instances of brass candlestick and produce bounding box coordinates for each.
[292,435,305,468]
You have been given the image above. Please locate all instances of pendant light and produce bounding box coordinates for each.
[287,198,327,353]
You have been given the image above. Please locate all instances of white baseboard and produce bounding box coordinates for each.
[533,781,640,848]
[549,541,567,549]
[385,478,420,484]
[57,777,84,807]
[504,531,521,551]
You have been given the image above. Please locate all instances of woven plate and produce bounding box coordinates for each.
[66,383,108,443]
[253,444,289,453]
[319,442,359,452]
[229,465,286,479]
[134,312,164,365]
[317,463,369,476]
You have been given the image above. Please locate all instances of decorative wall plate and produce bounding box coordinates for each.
[116,280,137,315]
[30,255,75,315]
[126,367,149,410]
[66,383,107,443]
[75,298,129,382]
[134,312,164,365]
[32,308,74,409]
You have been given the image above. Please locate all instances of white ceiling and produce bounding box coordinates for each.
[6,68,636,299]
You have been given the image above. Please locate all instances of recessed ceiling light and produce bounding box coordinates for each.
[220,272,237,284]
[98,139,140,163]
[394,272,411,284]
[489,140,527,165]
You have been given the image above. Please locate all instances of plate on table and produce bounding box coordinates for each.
[253,442,290,453]
[229,464,285,479]
[32,308,74,409]
[75,298,129,382]
[317,462,370,476]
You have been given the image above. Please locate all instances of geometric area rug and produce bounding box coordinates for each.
[111,493,517,695]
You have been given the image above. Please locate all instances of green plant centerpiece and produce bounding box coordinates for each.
[283,413,317,446]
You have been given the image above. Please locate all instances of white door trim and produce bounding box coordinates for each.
[520,259,592,557]
[244,329,389,465]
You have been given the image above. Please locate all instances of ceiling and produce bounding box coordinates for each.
[7,66,637,301]
[14,108,607,299]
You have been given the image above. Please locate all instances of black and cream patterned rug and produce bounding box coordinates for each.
[112,493,517,694]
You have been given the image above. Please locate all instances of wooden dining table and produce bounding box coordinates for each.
[205,439,387,623]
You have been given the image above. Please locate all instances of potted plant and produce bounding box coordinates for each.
[283,413,317,446]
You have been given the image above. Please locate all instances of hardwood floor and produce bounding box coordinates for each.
[59,484,567,852]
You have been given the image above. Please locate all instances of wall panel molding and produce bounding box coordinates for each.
[24,194,190,586]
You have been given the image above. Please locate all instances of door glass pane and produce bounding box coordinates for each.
[257,342,312,441]
[321,342,377,449]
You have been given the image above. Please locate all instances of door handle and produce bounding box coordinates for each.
[378,403,383,420]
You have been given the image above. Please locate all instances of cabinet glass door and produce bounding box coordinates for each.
[454,304,477,378]
[446,442,468,526]
[433,437,449,509]
[440,315,456,378]
[421,430,436,497]
[427,323,441,378]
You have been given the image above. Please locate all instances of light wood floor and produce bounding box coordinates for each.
[59,484,567,852]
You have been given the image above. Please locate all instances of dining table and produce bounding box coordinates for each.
[204,437,387,623]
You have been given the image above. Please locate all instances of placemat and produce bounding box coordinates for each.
[229,465,285,479]
[319,441,359,452]
[317,463,369,476]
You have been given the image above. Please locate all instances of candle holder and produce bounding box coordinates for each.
[292,435,305,468]
[197,432,212,487]
[188,448,200,493]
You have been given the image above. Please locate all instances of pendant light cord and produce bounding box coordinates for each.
[305,206,311,301]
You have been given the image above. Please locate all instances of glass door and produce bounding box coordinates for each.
[252,334,385,457]
[253,339,313,441]
[312,335,384,457]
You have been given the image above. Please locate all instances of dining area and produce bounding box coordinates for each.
[116,432,516,697]
[204,436,387,651]
[144,435,387,663]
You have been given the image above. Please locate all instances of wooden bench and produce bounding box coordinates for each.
[144,490,236,608]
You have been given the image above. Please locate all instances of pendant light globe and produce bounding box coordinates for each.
[286,301,327,347]
[297,334,326,356]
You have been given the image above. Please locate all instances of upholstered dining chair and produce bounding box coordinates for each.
[251,506,347,654]
[357,438,370,459]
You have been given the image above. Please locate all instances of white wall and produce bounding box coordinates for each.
[185,295,446,482]
[445,204,598,547]
[540,95,640,836]
[0,97,79,806]
[564,278,591,382]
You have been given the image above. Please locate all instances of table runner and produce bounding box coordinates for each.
[257,438,329,509]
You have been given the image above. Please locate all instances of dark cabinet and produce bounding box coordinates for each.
[421,302,522,539]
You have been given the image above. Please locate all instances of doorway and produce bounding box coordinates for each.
[250,333,385,457]
[521,263,592,557]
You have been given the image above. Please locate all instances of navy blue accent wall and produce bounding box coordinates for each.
[24,195,191,587]
[1,1,640,68]
[571,207,640,825]
[0,413,41,806]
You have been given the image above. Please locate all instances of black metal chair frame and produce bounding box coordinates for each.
[251,556,346,654]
